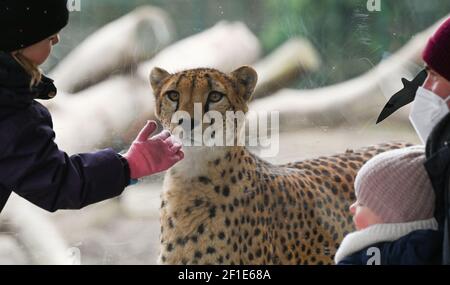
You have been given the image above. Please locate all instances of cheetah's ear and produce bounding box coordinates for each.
[150,67,171,92]
[231,66,258,102]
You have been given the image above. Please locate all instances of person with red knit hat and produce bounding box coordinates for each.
[377,17,450,264]
[422,17,450,265]
[409,17,450,145]
[377,17,450,144]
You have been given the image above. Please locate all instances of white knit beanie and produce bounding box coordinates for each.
[354,146,435,223]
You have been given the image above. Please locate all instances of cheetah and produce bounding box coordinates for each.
[149,65,410,265]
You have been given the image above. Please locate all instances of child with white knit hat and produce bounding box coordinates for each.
[335,146,442,265]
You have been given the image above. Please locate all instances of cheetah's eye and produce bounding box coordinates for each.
[166,91,180,102]
[208,91,224,103]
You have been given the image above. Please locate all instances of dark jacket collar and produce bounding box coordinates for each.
[0,51,57,108]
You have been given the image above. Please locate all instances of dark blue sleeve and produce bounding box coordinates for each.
[1,115,131,212]
[336,253,366,265]
[379,230,442,265]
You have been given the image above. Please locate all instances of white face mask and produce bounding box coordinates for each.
[409,87,450,144]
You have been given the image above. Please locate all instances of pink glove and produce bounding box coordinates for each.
[124,121,184,179]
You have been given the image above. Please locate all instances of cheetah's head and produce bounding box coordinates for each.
[150,66,258,146]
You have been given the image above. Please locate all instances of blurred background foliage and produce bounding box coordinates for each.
[46,0,450,88]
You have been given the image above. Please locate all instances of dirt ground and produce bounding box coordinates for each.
[0,122,421,264]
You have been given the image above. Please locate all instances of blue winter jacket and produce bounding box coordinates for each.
[335,219,442,265]
[0,51,130,213]
[337,230,442,265]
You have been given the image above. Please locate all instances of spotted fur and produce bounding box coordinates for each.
[149,66,411,265]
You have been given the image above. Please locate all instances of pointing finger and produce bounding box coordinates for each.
[136,121,157,142]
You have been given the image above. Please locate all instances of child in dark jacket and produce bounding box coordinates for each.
[0,0,184,213]
[335,146,442,265]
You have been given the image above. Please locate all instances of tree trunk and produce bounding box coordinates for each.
[1,194,72,265]
[136,21,261,79]
[252,37,321,99]
[50,6,175,93]
[249,14,449,130]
